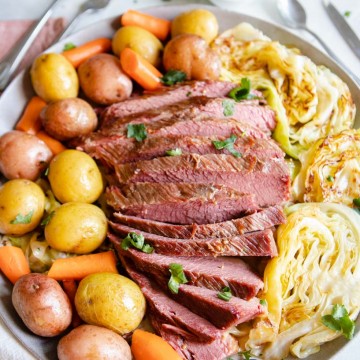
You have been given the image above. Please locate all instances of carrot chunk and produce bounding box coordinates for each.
[15,96,46,134]
[36,130,67,155]
[0,246,30,284]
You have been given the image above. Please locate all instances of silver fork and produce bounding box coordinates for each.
[0,0,111,91]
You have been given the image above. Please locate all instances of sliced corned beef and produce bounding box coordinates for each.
[117,248,263,299]
[112,205,285,239]
[114,154,290,207]
[109,225,278,257]
[106,183,258,225]
[123,260,221,342]
[100,80,241,126]
[157,323,238,360]
[85,133,283,168]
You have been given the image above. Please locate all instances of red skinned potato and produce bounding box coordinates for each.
[41,98,98,141]
[12,273,72,337]
[78,53,133,105]
[57,325,132,360]
[0,130,52,180]
[163,34,221,81]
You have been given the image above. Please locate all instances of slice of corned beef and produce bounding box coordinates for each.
[117,248,263,299]
[112,206,285,239]
[157,322,238,360]
[101,95,275,135]
[88,133,283,168]
[123,260,221,343]
[100,81,240,127]
[109,225,278,257]
[106,183,258,225]
[114,154,290,207]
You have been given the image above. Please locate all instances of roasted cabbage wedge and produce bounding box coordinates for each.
[293,129,360,205]
[246,203,360,359]
[212,23,355,159]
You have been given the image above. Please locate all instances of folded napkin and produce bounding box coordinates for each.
[0,18,64,77]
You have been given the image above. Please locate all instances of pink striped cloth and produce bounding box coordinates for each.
[0,18,64,76]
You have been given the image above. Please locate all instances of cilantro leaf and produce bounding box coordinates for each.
[222,99,235,116]
[40,211,55,226]
[168,263,188,294]
[10,210,34,224]
[166,148,182,156]
[127,124,147,142]
[121,232,154,254]
[212,134,242,158]
[321,304,355,340]
[161,70,187,86]
[217,286,232,301]
[228,78,259,102]
[63,42,76,51]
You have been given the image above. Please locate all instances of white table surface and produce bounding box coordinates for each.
[0,0,359,359]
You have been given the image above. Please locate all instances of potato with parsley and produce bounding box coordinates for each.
[0,179,45,235]
[30,53,79,102]
[44,202,107,254]
[48,149,103,204]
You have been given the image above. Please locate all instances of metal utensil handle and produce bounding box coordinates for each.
[305,27,360,86]
[0,0,59,90]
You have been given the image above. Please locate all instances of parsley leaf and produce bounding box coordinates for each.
[327,175,334,182]
[127,124,147,142]
[166,148,182,156]
[10,210,34,224]
[63,42,76,51]
[353,198,360,208]
[260,299,267,307]
[212,134,242,158]
[321,304,355,340]
[217,286,232,301]
[161,70,187,86]
[228,78,259,102]
[41,211,55,226]
[239,350,254,360]
[222,99,235,116]
[344,11,351,17]
[168,263,188,294]
[121,232,154,254]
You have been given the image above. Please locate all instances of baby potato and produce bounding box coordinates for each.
[30,53,79,102]
[78,54,132,105]
[41,98,98,141]
[44,202,107,254]
[0,130,52,181]
[171,9,219,43]
[58,325,132,360]
[12,273,72,337]
[0,179,45,235]
[163,34,221,81]
[48,149,103,203]
[75,273,146,335]
[112,25,163,68]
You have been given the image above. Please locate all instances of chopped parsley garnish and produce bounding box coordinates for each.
[260,299,267,306]
[227,350,255,360]
[41,211,55,226]
[321,304,355,340]
[217,286,232,301]
[127,123,147,142]
[327,175,334,182]
[168,263,188,294]
[228,78,259,102]
[121,232,154,254]
[353,198,360,208]
[212,134,242,158]
[186,91,192,97]
[222,99,235,116]
[166,148,182,156]
[63,42,76,51]
[161,70,187,86]
[344,10,351,17]
[10,210,34,225]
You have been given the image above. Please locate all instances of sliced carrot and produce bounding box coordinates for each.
[131,329,182,360]
[0,246,30,284]
[36,130,67,155]
[62,280,83,328]
[120,48,162,91]
[121,10,171,41]
[62,38,112,68]
[16,96,46,134]
[48,251,118,281]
